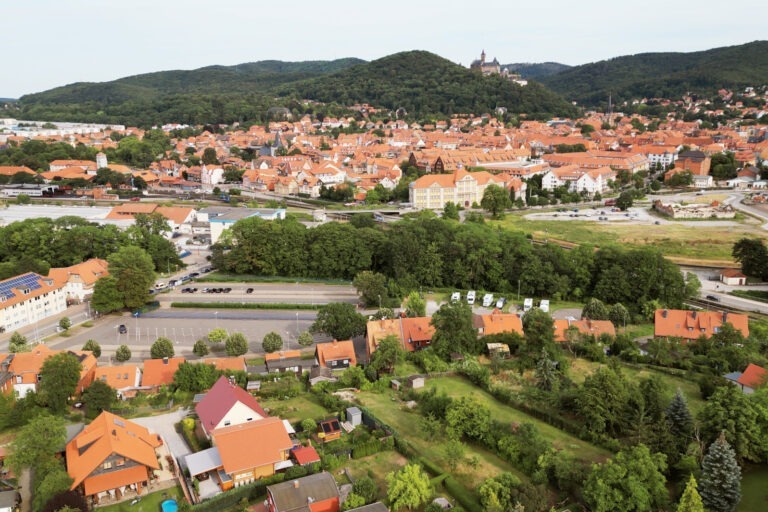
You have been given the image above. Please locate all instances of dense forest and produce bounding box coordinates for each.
[539,40,768,106]
[277,51,577,119]
[211,214,691,316]
[501,61,571,79]
[9,52,576,126]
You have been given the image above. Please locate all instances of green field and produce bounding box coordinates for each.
[739,465,768,511]
[424,376,611,462]
[568,359,705,413]
[493,211,760,264]
[342,450,409,499]
[357,389,526,489]
[259,395,329,423]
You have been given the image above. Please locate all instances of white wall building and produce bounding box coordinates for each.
[0,273,67,333]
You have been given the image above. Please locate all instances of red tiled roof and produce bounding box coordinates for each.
[737,364,767,389]
[196,376,267,431]
[292,445,321,466]
[141,357,185,387]
[654,309,749,341]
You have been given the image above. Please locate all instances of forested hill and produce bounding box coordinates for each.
[277,51,578,119]
[13,51,576,125]
[501,62,571,79]
[19,58,366,104]
[538,40,768,106]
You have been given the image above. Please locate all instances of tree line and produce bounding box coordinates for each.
[212,214,689,315]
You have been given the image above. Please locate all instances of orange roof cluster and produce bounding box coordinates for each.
[475,309,524,336]
[48,258,109,288]
[141,357,185,387]
[554,318,616,342]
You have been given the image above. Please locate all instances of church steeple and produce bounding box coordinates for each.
[480,49,486,64]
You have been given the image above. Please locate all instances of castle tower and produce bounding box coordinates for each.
[480,50,486,65]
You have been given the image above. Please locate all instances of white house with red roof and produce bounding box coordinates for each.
[725,363,767,394]
[196,376,267,437]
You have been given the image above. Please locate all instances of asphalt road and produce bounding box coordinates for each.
[156,281,358,305]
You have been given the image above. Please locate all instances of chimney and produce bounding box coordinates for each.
[332,339,338,346]
[163,357,169,365]
[722,312,728,323]
[662,310,668,319]
[293,480,300,489]
[228,375,235,386]
[692,311,697,319]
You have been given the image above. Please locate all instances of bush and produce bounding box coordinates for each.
[115,344,131,362]
[82,339,101,358]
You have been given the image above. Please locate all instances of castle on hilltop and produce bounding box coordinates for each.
[470,50,501,76]
[469,50,528,86]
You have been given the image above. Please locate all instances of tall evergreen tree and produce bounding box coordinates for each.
[666,388,694,455]
[677,474,704,512]
[700,433,741,512]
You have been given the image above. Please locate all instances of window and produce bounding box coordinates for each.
[224,420,231,427]
[103,461,112,470]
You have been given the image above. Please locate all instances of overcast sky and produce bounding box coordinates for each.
[3,0,766,98]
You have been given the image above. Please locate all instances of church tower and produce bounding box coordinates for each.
[480,50,486,65]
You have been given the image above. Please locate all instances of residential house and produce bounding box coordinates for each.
[94,365,142,400]
[314,340,357,370]
[266,472,340,512]
[199,357,247,373]
[140,357,185,391]
[654,309,749,342]
[366,317,435,359]
[474,309,524,336]
[196,376,267,438]
[724,363,766,394]
[66,411,162,504]
[187,417,294,491]
[553,318,616,342]
[0,272,67,334]
[5,344,97,398]
[48,258,109,303]
[265,351,306,374]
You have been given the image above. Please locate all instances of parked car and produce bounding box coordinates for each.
[482,294,494,307]
[154,282,168,290]
[246,288,254,294]
[706,294,721,302]
[118,324,127,334]
[467,290,476,305]
[496,297,506,309]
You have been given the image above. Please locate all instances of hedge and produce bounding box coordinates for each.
[191,473,284,511]
[444,476,483,512]
[171,302,321,310]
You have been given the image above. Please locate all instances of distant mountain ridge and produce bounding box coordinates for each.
[538,40,768,106]
[13,51,576,125]
[501,62,571,79]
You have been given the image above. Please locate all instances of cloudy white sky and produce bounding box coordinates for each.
[3,0,766,98]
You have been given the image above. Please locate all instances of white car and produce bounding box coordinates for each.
[467,291,476,305]
[154,282,168,290]
[482,294,494,307]
[496,297,506,309]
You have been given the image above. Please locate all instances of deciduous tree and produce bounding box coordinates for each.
[150,337,175,359]
[262,332,283,353]
[6,413,66,475]
[297,331,314,347]
[91,275,124,314]
[481,184,512,218]
[386,464,432,511]
[311,302,366,340]
[353,270,388,308]
[82,339,101,358]
[82,379,117,414]
[115,344,131,362]
[403,291,426,318]
[226,332,249,356]
[431,301,480,358]
[107,246,155,310]
[40,353,82,413]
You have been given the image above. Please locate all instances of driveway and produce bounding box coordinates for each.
[131,408,192,469]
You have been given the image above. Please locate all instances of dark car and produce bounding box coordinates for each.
[706,294,721,302]
[246,288,254,294]
[223,287,232,293]
[189,272,200,278]
[118,324,127,334]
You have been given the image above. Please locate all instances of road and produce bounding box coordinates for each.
[156,281,358,306]
[681,266,768,314]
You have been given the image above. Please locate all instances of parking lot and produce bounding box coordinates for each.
[48,309,318,361]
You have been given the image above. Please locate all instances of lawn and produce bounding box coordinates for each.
[342,450,409,500]
[567,359,705,414]
[739,465,768,511]
[98,486,182,512]
[259,394,329,423]
[424,376,611,463]
[492,212,760,264]
[356,389,526,489]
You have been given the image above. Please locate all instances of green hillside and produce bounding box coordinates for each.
[502,62,571,79]
[539,40,768,106]
[277,51,577,119]
[14,52,575,125]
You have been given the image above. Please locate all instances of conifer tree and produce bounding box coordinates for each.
[666,388,694,453]
[700,432,741,512]
[677,474,704,512]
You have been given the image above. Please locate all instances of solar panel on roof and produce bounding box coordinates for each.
[0,273,43,298]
